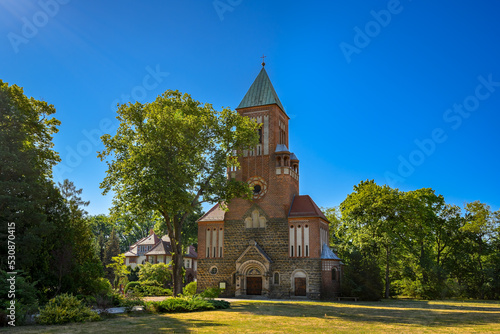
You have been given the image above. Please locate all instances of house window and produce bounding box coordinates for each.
[210,266,218,275]
[274,272,280,285]
[332,268,337,281]
[129,257,136,264]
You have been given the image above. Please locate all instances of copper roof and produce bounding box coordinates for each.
[197,202,226,222]
[237,67,286,113]
[321,243,341,260]
[288,195,329,222]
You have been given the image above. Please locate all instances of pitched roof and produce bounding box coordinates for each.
[185,245,198,259]
[197,202,226,222]
[275,144,289,153]
[321,243,341,260]
[145,239,172,256]
[137,231,159,246]
[237,67,286,113]
[288,195,329,222]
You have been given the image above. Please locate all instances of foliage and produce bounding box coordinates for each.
[200,287,222,299]
[36,293,100,325]
[107,254,130,289]
[332,179,500,300]
[127,266,140,282]
[124,280,172,296]
[147,295,226,313]
[206,299,231,309]
[138,262,172,287]
[124,281,141,294]
[0,270,39,326]
[98,90,260,295]
[183,281,197,296]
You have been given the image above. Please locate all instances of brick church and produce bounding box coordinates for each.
[196,63,342,299]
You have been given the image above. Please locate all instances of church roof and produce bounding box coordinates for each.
[197,202,226,222]
[290,153,299,161]
[321,243,341,260]
[288,195,329,222]
[275,144,289,153]
[237,67,286,113]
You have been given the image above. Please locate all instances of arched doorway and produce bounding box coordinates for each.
[291,270,307,296]
[237,260,267,296]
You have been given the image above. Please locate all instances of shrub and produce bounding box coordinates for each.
[91,277,113,295]
[207,299,230,309]
[0,270,39,326]
[124,281,141,294]
[200,287,222,299]
[149,296,214,313]
[138,262,172,287]
[125,280,172,296]
[183,282,197,296]
[37,294,100,325]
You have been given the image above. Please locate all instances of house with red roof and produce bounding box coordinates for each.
[124,229,197,283]
[196,64,342,299]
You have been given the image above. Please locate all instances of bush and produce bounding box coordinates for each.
[200,287,222,299]
[91,277,113,295]
[148,296,215,313]
[124,280,172,296]
[37,294,100,325]
[207,299,230,309]
[124,281,141,294]
[0,270,39,326]
[183,282,197,296]
[138,262,172,287]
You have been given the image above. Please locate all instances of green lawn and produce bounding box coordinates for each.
[3,299,500,333]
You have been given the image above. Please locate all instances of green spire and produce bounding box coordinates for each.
[237,67,285,112]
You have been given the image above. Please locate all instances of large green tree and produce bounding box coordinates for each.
[99,90,259,295]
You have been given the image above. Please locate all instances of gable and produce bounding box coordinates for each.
[236,240,273,265]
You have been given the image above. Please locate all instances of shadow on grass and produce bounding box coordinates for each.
[0,312,228,334]
[227,300,500,328]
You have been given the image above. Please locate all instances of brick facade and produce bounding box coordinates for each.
[197,66,341,299]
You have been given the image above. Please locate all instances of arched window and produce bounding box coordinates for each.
[274,272,280,285]
[332,268,337,281]
[276,156,282,167]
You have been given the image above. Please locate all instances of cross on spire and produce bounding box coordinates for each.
[261,54,266,67]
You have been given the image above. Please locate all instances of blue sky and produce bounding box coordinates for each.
[1,0,499,215]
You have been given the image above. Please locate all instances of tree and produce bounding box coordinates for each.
[0,80,60,275]
[104,228,120,281]
[107,254,130,289]
[99,90,259,295]
[138,262,172,288]
[340,180,402,298]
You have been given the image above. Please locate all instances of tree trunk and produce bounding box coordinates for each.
[172,219,184,296]
[385,245,390,299]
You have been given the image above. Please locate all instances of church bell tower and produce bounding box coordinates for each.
[227,63,300,219]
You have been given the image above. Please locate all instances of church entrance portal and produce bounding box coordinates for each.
[246,277,262,295]
[294,277,306,296]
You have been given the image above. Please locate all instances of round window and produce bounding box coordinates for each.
[210,266,218,275]
[253,184,262,194]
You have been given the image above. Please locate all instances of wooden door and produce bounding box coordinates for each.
[295,277,306,296]
[246,277,262,295]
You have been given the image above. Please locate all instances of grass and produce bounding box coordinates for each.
[3,299,500,333]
